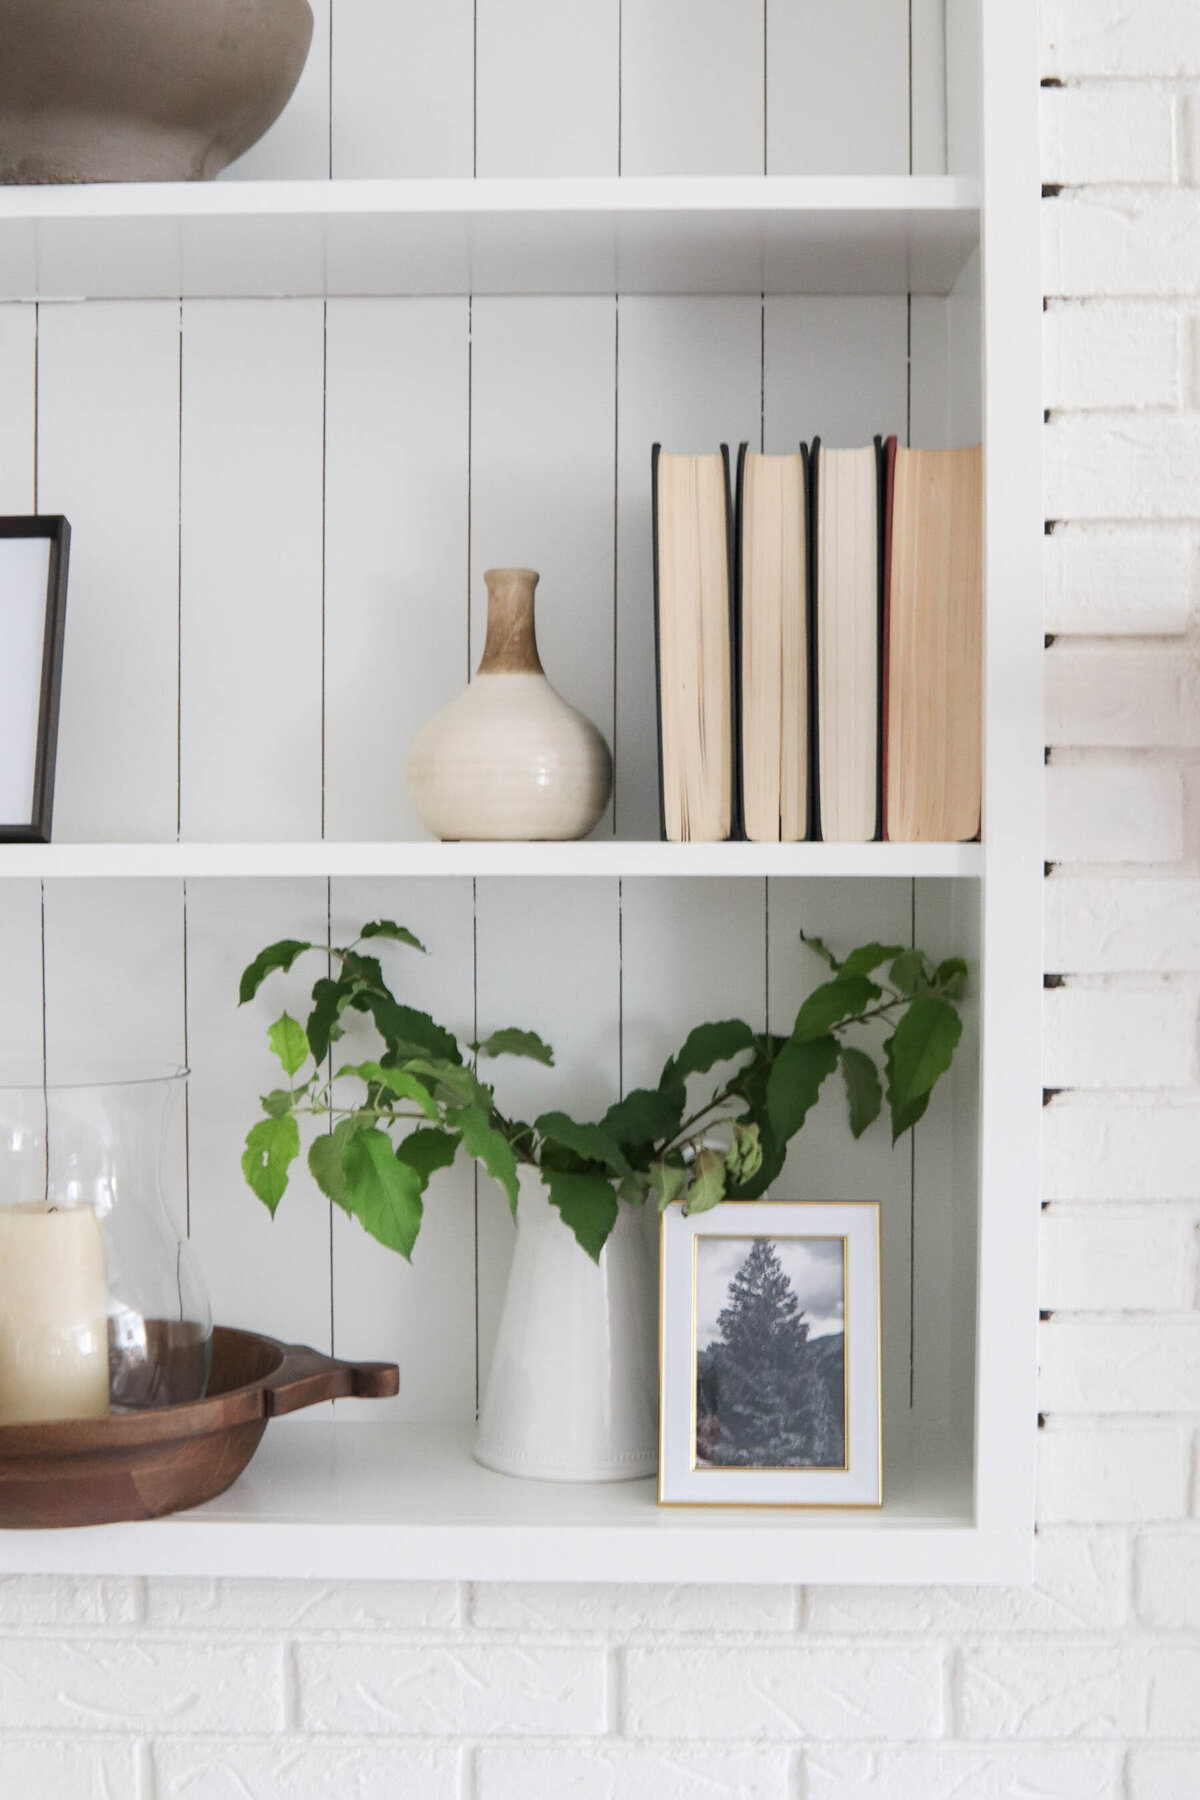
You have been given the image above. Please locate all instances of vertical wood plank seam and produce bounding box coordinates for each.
[764,878,771,1035]
[908,0,915,176]
[326,0,333,180]
[611,294,619,830]
[616,0,623,177]
[906,293,913,448]
[471,0,478,180]
[617,878,624,1098]
[181,879,191,1237]
[37,880,47,1088]
[762,0,768,175]
[909,876,917,1408]
[320,300,328,840]
[31,301,38,514]
[175,298,183,843]
[326,874,334,1356]
[471,875,480,1414]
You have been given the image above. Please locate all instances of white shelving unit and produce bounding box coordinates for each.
[0,0,1041,1583]
[0,841,984,881]
[0,175,978,300]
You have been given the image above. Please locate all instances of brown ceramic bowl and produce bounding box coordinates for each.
[0,0,314,183]
[0,1327,398,1528]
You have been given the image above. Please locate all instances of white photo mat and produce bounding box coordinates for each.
[659,1200,882,1507]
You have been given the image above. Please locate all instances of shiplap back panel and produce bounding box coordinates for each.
[37,301,180,844]
[614,297,762,842]
[323,298,470,843]
[329,877,478,1423]
[473,879,622,1394]
[476,0,619,178]
[184,878,334,1353]
[2,5,980,1439]
[179,301,325,843]
[0,883,43,1074]
[621,0,764,175]
[764,297,908,449]
[330,2,474,179]
[0,306,34,511]
[767,0,909,176]
[468,297,616,837]
[217,0,945,182]
[767,880,916,1437]
[224,0,331,179]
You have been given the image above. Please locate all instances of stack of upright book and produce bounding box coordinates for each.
[651,439,983,844]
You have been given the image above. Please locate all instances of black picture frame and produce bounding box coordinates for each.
[0,516,70,845]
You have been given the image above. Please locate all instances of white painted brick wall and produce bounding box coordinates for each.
[1044,759,1184,863]
[2,9,1199,1800]
[1044,526,1195,636]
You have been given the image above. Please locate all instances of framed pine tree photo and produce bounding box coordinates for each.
[658,1202,882,1507]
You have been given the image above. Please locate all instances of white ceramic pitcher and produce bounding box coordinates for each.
[474,1164,658,1482]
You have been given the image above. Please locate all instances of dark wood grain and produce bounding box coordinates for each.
[0,1326,399,1529]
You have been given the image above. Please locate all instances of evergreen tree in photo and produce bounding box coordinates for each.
[700,1239,845,1468]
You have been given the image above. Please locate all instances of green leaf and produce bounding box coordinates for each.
[359,995,463,1066]
[934,956,969,1000]
[617,1171,651,1206]
[838,942,905,979]
[663,1019,758,1086]
[343,1127,425,1260]
[334,1062,439,1120]
[359,920,427,951]
[650,1159,690,1212]
[885,996,963,1143]
[394,1125,461,1185]
[534,1112,630,1177]
[268,1012,309,1078]
[791,974,881,1044]
[238,939,311,1005]
[684,1148,726,1216]
[241,1115,300,1215]
[800,931,840,971]
[260,1087,294,1120]
[449,1102,520,1215]
[888,949,930,996]
[307,976,354,1064]
[541,1167,620,1263]
[474,1027,555,1067]
[601,1085,685,1151]
[403,1056,493,1113]
[766,1034,839,1142]
[307,1117,360,1212]
[725,1118,763,1183]
[839,1045,883,1138]
[339,950,387,994]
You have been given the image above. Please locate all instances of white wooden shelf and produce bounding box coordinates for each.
[0,841,984,881]
[0,1421,1025,1585]
[0,176,980,301]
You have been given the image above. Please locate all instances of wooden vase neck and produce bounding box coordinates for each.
[478,568,544,675]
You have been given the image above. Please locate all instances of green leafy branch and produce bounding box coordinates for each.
[239,923,967,1265]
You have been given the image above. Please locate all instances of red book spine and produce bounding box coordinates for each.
[879,435,899,842]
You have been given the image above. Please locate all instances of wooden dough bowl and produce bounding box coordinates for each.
[0,1326,398,1529]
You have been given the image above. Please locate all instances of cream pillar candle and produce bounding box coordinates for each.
[0,1204,110,1425]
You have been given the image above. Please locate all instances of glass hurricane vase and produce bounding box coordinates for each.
[0,1067,211,1426]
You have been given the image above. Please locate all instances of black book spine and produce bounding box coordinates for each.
[803,438,821,843]
[650,443,666,842]
[726,442,744,843]
[873,433,885,843]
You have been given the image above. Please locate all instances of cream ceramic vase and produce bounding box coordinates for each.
[408,569,612,841]
[475,1166,658,1482]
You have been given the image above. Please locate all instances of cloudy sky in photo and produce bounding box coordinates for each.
[695,1234,846,1350]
